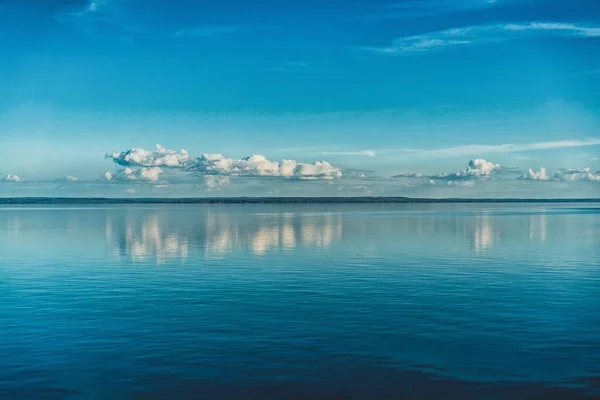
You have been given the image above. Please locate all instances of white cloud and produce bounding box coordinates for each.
[554,168,600,182]
[104,167,164,182]
[428,179,475,187]
[188,153,342,180]
[88,0,105,12]
[64,175,80,182]
[519,167,551,181]
[203,175,231,190]
[391,159,500,184]
[105,145,343,184]
[434,159,500,180]
[504,22,600,37]
[107,144,190,168]
[393,172,424,178]
[365,22,600,54]
[1,174,21,183]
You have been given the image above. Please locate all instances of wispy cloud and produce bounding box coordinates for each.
[412,139,600,157]
[363,22,600,54]
[175,25,249,38]
[54,0,138,41]
[321,150,377,157]
[503,22,600,37]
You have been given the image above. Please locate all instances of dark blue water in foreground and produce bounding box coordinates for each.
[1,204,599,399]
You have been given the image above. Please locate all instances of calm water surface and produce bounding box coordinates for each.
[1,204,599,399]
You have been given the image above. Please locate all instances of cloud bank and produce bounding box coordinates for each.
[188,153,342,180]
[554,168,600,182]
[104,145,343,186]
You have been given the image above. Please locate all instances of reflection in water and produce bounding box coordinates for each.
[2,204,600,399]
[529,214,548,244]
[473,215,494,253]
[4,216,20,237]
[204,212,343,257]
[101,209,344,261]
[0,205,593,262]
[106,214,189,263]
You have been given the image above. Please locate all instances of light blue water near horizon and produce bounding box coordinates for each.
[1,204,599,399]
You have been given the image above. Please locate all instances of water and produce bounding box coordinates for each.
[1,203,599,399]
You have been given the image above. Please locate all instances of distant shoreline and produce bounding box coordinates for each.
[1,197,599,204]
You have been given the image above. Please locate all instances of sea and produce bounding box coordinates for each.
[1,203,599,399]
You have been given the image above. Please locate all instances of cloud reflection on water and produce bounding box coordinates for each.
[0,205,589,264]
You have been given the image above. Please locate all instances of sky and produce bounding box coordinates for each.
[0,0,599,198]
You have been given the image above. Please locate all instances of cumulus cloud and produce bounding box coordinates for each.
[434,159,500,180]
[187,153,342,180]
[392,159,501,183]
[104,167,164,182]
[203,175,231,190]
[1,174,21,183]
[554,168,600,182]
[519,167,550,181]
[106,144,190,168]
[64,175,80,182]
[105,145,343,184]
[517,167,600,182]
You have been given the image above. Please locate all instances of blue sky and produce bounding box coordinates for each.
[0,0,599,197]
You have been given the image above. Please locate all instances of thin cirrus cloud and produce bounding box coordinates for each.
[364,22,600,54]
[53,0,139,41]
[321,150,377,157]
[404,139,600,157]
